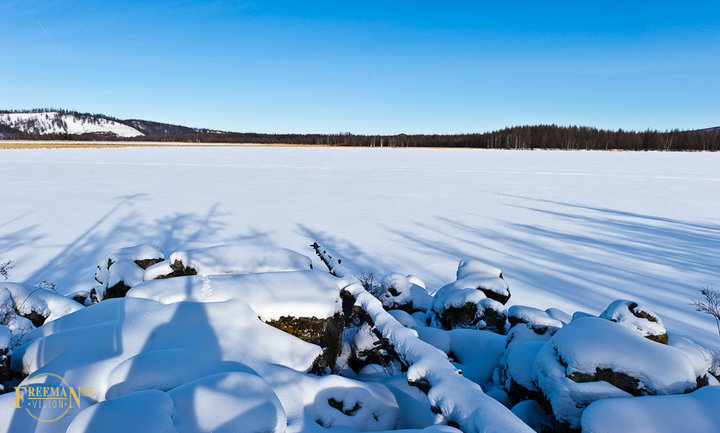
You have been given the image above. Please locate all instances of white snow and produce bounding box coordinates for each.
[599,299,667,339]
[0,325,10,349]
[1,148,717,348]
[508,305,564,331]
[0,112,144,137]
[168,244,313,276]
[1,147,719,432]
[0,282,82,323]
[128,270,342,320]
[454,259,509,300]
[581,386,720,433]
[533,316,709,428]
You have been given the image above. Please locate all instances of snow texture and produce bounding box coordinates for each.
[344,282,534,433]
[169,244,313,276]
[533,317,708,428]
[0,282,81,324]
[129,270,342,320]
[581,386,720,433]
[599,299,667,340]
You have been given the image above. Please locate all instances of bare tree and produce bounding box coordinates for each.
[0,260,13,280]
[692,287,720,338]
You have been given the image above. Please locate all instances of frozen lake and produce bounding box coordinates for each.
[1,147,719,347]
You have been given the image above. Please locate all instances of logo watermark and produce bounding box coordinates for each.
[14,373,95,422]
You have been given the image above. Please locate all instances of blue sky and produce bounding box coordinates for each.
[1,1,718,134]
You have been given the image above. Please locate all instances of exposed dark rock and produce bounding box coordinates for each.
[328,397,361,416]
[435,301,506,334]
[134,258,164,270]
[21,310,46,328]
[266,313,344,374]
[507,378,541,405]
[104,282,132,300]
[168,260,199,277]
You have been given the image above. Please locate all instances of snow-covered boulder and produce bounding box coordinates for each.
[0,282,83,349]
[92,244,165,301]
[427,283,506,332]
[366,273,433,313]
[455,259,511,304]
[508,305,565,335]
[599,299,668,344]
[129,270,344,372]
[425,260,510,333]
[494,323,554,404]
[163,244,313,277]
[581,385,720,433]
[534,317,709,430]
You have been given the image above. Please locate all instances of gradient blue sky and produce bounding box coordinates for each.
[1,1,718,134]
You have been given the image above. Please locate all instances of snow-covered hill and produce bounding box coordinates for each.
[0,111,144,137]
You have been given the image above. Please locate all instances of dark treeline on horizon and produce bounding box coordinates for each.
[1,116,719,151]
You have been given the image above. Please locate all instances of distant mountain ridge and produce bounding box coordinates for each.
[0,109,222,138]
[0,109,718,151]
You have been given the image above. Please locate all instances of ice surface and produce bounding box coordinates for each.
[1,148,717,349]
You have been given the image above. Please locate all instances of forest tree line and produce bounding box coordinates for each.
[1,114,719,151]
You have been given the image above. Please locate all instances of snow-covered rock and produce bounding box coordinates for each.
[495,323,553,404]
[599,299,668,344]
[507,305,564,335]
[92,244,165,301]
[581,385,720,433]
[0,283,82,347]
[455,259,511,304]
[129,270,342,321]
[166,244,313,277]
[12,297,325,400]
[426,260,510,333]
[534,317,708,429]
[368,273,433,313]
[131,269,345,372]
[428,284,506,332]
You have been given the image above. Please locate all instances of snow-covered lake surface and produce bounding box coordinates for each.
[1,147,718,348]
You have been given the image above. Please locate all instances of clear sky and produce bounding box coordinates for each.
[1,1,718,134]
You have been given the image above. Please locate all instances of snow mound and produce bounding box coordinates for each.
[508,305,564,334]
[365,273,432,313]
[599,299,668,343]
[129,270,342,321]
[0,283,82,347]
[12,297,324,400]
[416,327,505,388]
[428,283,506,332]
[169,371,286,433]
[343,283,534,433]
[166,244,313,277]
[534,317,707,429]
[581,386,720,433]
[92,244,164,302]
[455,259,510,304]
